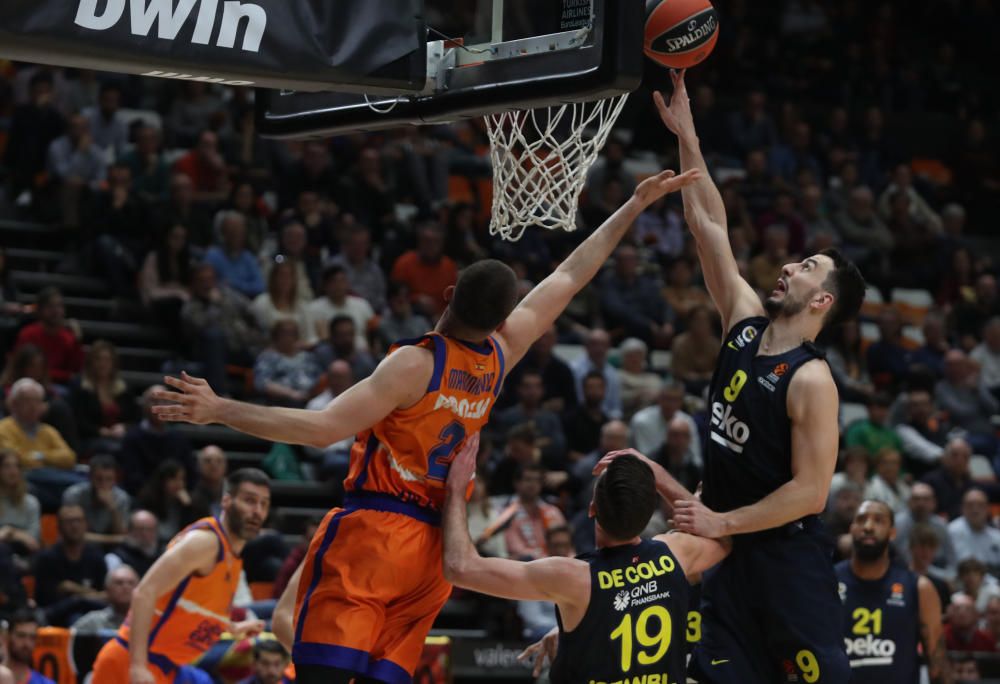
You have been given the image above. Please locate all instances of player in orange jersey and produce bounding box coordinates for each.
[91,468,271,684]
[152,167,700,684]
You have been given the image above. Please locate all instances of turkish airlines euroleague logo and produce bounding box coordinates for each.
[649,8,719,55]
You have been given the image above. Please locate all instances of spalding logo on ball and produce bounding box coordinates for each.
[645,0,720,69]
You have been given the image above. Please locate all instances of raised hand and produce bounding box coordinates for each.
[151,372,223,425]
[633,168,701,208]
[653,69,695,139]
[592,448,656,477]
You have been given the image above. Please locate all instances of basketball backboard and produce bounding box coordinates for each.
[255,0,644,139]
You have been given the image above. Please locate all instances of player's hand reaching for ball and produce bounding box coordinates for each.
[672,499,730,539]
[653,69,696,140]
[633,168,701,208]
[446,432,480,494]
[151,372,223,425]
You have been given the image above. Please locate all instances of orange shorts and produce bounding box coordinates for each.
[92,637,176,684]
[293,493,452,683]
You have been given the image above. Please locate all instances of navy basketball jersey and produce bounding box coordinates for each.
[835,561,921,684]
[550,539,689,684]
[702,316,827,513]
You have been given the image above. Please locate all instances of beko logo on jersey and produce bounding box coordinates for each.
[845,634,896,663]
[74,0,267,53]
[710,402,750,453]
[726,325,758,350]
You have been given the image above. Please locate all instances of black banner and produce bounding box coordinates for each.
[0,0,427,93]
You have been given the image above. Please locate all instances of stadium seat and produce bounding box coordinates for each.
[40,513,59,547]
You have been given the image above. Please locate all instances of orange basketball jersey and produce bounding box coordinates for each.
[343,333,505,511]
[118,516,242,667]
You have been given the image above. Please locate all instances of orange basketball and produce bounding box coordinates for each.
[644,0,720,69]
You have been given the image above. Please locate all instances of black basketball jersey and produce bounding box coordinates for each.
[835,561,921,684]
[702,316,826,513]
[550,539,689,684]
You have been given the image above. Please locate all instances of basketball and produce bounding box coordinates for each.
[644,0,720,69]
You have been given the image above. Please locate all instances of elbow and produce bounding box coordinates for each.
[808,490,828,516]
[443,556,467,585]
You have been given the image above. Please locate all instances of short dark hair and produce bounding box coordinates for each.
[506,423,537,445]
[328,315,355,336]
[36,286,63,308]
[860,498,895,526]
[583,370,606,386]
[254,639,288,660]
[450,260,518,333]
[545,525,572,545]
[225,468,270,495]
[868,392,892,408]
[958,556,987,577]
[818,248,865,329]
[90,454,117,473]
[514,462,544,482]
[8,607,40,630]
[321,264,347,285]
[387,281,410,300]
[908,522,940,549]
[593,454,657,541]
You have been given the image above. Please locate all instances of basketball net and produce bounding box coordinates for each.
[485,94,629,242]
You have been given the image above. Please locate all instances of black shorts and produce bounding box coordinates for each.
[689,519,850,684]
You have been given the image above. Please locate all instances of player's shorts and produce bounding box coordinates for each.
[689,517,850,684]
[292,492,453,684]
[91,637,214,684]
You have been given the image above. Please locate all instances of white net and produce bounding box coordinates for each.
[485,93,629,242]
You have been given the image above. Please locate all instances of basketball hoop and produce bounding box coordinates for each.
[485,94,629,242]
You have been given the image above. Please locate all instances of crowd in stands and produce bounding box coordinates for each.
[0,0,1000,679]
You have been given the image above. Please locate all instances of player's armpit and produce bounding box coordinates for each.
[445,554,589,604]
[655,532,730,579]
[917,575,952,684]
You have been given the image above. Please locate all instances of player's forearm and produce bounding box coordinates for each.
[442,487,479,584]
[128,588,156,665]
[556,197,644,284]
[650,460,695,505]
[273,563,303,652]
[213,398,332,448]
[677,135,727,236]
[720,478,824,536]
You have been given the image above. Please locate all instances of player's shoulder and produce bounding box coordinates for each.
[787,357,835,394]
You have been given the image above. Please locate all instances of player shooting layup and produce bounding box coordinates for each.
[652,70,866,683]
[153,167,699,684]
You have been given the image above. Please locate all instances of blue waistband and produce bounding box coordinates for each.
[114,637,178,674]
[344,491,441,526]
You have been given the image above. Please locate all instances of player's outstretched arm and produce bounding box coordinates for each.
[654,70,763,332]
[918,575,952,684]
[152,346,432,447]
[442,434,588,603]
[497,168,700,365]
[592,448,696,504]
[673,360,838,537]
[654,531,730,580]
[273,562,303,653]
[128,530,220,684]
